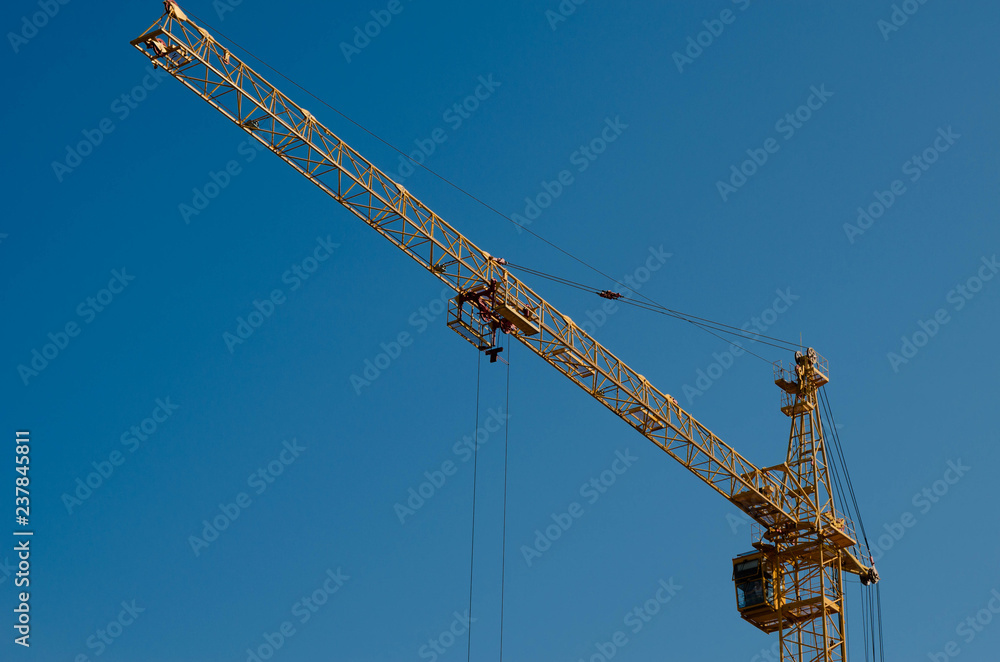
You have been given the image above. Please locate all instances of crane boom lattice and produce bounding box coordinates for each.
[131,7,878,661]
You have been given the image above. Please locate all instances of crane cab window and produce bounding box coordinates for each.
[733,557,760,581]
[733,556,772,609]
[736,576,772,610]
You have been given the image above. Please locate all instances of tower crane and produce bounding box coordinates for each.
[131,5,879,660]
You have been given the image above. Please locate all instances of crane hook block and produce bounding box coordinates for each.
[860,566,880,586]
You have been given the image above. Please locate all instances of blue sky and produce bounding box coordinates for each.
[2,0,999,660]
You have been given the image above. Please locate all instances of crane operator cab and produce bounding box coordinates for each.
[732,551,782,632]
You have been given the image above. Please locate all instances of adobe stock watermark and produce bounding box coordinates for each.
[188,438,306,556]
[544,0,588,31]
[747,641,781,662]
[179,138,269,224]
[212,0,245,21]
[223,236,340,353]
[578,246,672,337]
[349,287,453,394]
[61,398,180,515]
[393,406,511,524]
[7,0,71,54]
[243,567,350,662]
[73,600,145,660]
[340,0,414,63]
[17,268,136,386]
[0,557,13,587]
[928,586,1000,661]
[682,288,799,404]
[672,0,752,73]
[51,67,168,182]
[868,458,969,563]
[716,84,833,202]
[878,0,932,41]
[520,449,638,567]
[512,116,628,233]
[726,507,754,535]
[391,75,501,184]
[575,578,682,662]
[887,255,998,372]
[843,126,960,243]
[416,609,476,662]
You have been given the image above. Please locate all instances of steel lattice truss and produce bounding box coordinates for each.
[130,13,805,525]
[132,9,875,661]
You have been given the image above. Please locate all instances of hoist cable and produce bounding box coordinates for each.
[503,260,782,361]
[871,587,879,661]
[502,265,794,361]
[876,584,885,661]
[861,584,870,662]
[865,589,875,662]
[821,389,870,554]
[184,12,808,355]
[617,298,799,357]
[467,352,482,662]
[180,10,804,367]
[827,439,851,529]
[505,262,802,351]
[844,579,852,662]
[182,14,650,299]
[499,336,511,662]
[819,387,884,662]
[818,395,854,544]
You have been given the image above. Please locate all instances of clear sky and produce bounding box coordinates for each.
[2,0,999,660]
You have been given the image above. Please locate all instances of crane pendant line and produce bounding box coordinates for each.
[131,7,876,660]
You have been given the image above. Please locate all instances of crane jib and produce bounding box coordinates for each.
[128,13,804,529]
[131,6,876,658]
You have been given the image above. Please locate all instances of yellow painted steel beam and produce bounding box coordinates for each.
[130,10,875,615]
[130,8,807,528]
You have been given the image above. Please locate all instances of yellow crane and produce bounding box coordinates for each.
[132,5,879,660]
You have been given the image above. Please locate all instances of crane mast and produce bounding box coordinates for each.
[131,6,876,660]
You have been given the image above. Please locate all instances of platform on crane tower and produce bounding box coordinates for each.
[822,512,858,549]
[774,350,829,416]
[732,465,795,531]
[780,400,815,417]
[773,350,830,394]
